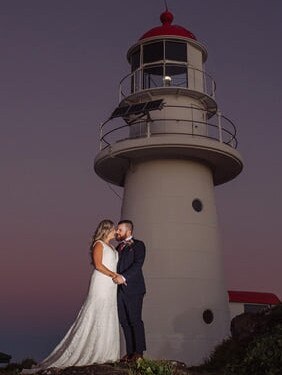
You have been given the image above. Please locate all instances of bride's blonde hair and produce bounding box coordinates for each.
[90,219,115,251]
[90,219,115,264]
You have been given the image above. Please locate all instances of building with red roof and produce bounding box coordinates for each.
[228,290,281,319]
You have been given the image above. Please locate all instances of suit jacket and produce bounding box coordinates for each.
[117,238,146,295]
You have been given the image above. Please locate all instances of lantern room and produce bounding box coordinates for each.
[121,10,216,114]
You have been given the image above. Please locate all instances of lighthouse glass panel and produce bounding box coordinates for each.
[165,41,187,62]
[131,48,140,72]
[165,64,188,87]
[143,65,164,89]
[143,42,163,63]
[130,48,141,93]
[131,70,142,93]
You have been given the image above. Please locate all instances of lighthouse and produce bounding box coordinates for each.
[94,8,243,365]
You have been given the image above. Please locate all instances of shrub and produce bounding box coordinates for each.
[3,358,37,374]
[224,324,282,375]
[20,359,37,369]
[129,358,173,375]
[199,337,246,372]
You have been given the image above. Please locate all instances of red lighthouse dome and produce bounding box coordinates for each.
[140,10,197,41]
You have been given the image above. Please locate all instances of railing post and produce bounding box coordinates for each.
[218,110,223,143]
[191,105,194,136]
[212,80,216,99]
[99,122,103,150]
[203,69,207,94]
[119,83,121,103]
[204,109,208,137]
[146,116,151,138]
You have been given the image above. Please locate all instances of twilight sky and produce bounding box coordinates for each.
[1,0,282,362]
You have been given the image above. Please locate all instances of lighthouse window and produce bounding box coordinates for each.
[131,48,140,72]
[165,41,187,62]
[192,199,203,212]
[165,64,188,87]
[143,66,164,89]
[143,42,163,63]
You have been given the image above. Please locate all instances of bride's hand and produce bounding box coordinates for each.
[112,274,126,285]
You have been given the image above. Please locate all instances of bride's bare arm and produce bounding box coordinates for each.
[92,242,117,278]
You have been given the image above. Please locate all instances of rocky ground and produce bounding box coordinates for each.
[0,361,219,375]
[3,305,282,375]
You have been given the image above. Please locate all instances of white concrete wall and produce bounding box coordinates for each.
[121,158,230,365]
[129,95,206,138]
[229,302,244,320]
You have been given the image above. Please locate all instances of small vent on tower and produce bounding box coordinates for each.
[192,199,203,212]
[203,309,214,325]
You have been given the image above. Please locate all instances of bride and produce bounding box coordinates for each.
[27,219,120,370]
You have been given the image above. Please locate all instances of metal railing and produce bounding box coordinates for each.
[119,64,216,101]
[99,105,238,151]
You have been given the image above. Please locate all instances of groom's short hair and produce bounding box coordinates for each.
[118,220,134,233]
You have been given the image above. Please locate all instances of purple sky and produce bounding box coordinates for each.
[1,0,282,362]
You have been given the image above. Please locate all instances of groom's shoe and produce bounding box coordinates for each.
[131,353,143,361]
[120,354,133,363]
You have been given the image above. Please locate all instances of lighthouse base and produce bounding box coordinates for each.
[120,158,231,365]
[144,279,230,365]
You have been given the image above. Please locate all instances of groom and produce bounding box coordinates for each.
[113,220,146,362]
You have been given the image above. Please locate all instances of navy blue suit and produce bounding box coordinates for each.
[117,238,146,356]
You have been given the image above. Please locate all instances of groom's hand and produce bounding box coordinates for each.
[112,274,126,285]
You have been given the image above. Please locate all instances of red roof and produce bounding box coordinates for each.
[140,10,196,41]
[228,290,281,305]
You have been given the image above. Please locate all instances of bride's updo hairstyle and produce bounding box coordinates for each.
[90,219,115,250]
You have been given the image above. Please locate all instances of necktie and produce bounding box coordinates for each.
[119,241,127,251]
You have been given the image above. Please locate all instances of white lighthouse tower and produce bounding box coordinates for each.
[94,9,243,365]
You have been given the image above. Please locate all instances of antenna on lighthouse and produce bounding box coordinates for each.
[164,0,168,11]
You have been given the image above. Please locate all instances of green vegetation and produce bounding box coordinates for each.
[128,358,173,375]
[224,324,282,375]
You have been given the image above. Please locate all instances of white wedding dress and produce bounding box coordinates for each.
[33,241,120,370]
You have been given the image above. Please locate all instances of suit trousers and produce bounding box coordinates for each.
[117,290,146,355]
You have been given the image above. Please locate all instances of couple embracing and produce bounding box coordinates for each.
[34,219,146,369]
